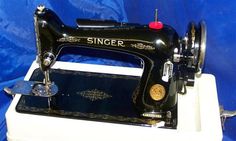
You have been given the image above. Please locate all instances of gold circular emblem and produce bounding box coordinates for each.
[149,84,166,101]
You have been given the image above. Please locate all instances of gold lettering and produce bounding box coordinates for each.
[111,40,116,46]
[87,38,93,44]
[118,40,125,47]
[97,38,103,45]
[87,37,125,47]
[104,39,110,45]
[94,38,96,44]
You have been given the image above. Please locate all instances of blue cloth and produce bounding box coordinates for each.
[1,0,236,141]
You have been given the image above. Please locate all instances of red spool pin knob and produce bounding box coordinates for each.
[149,9,163,30]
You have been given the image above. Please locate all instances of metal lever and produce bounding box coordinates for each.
[220,106,236,130]
[162,60,173,82]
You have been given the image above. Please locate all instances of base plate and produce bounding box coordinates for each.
[6,61,222,141]
[16,68,173,126]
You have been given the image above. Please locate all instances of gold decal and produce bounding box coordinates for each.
[86,37,125,47]
[142,112,162,118]
[131,43,155,50]
[117,40,125,47]
[57,36,81,42]
[78,89,112,101]
[87,37,93,44]
[58,36,155,50]
[111,39,116,46]
[104,39,110,45]
[97,38,103,44]
[149,84,166,101]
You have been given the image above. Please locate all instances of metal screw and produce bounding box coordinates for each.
[43,57,52,66]
[37,5,45,13]
[166,111,172,118]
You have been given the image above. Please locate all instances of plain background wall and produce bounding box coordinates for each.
[0,0,236,141]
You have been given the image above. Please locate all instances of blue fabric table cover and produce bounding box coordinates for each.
[0,1,236,141]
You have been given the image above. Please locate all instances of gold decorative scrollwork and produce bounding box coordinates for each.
[78,89,112,101]
[131,43,155,50]
[18,95,160,126]
[57,36,81,42]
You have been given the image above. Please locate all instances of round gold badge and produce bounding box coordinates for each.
[149,84,166,101]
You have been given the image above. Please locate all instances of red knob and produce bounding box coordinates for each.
[149,9,163,30]
[149,21,163,30]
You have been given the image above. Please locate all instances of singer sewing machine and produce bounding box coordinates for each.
[4,5,222,141]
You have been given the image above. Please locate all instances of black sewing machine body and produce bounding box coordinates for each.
[35,8,179,122]
[5,6,206,129]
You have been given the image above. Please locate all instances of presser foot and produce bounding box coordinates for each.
[4,81,58,97]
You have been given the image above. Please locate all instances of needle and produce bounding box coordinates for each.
[44,70,52,109]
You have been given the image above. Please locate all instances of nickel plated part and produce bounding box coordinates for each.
[44,69,53,108]
[220,106,236,130]
[43,52,55,67]
[155,9,158,22]
[3,81,58,97]
[37,5,45,14]
[196,21,207,77]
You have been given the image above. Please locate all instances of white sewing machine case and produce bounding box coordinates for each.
[5,61,222,141]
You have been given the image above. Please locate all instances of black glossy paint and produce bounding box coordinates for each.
[34,8,181,125]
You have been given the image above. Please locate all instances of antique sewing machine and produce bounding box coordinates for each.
[5,5,205,127]
[4,5,223,141]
